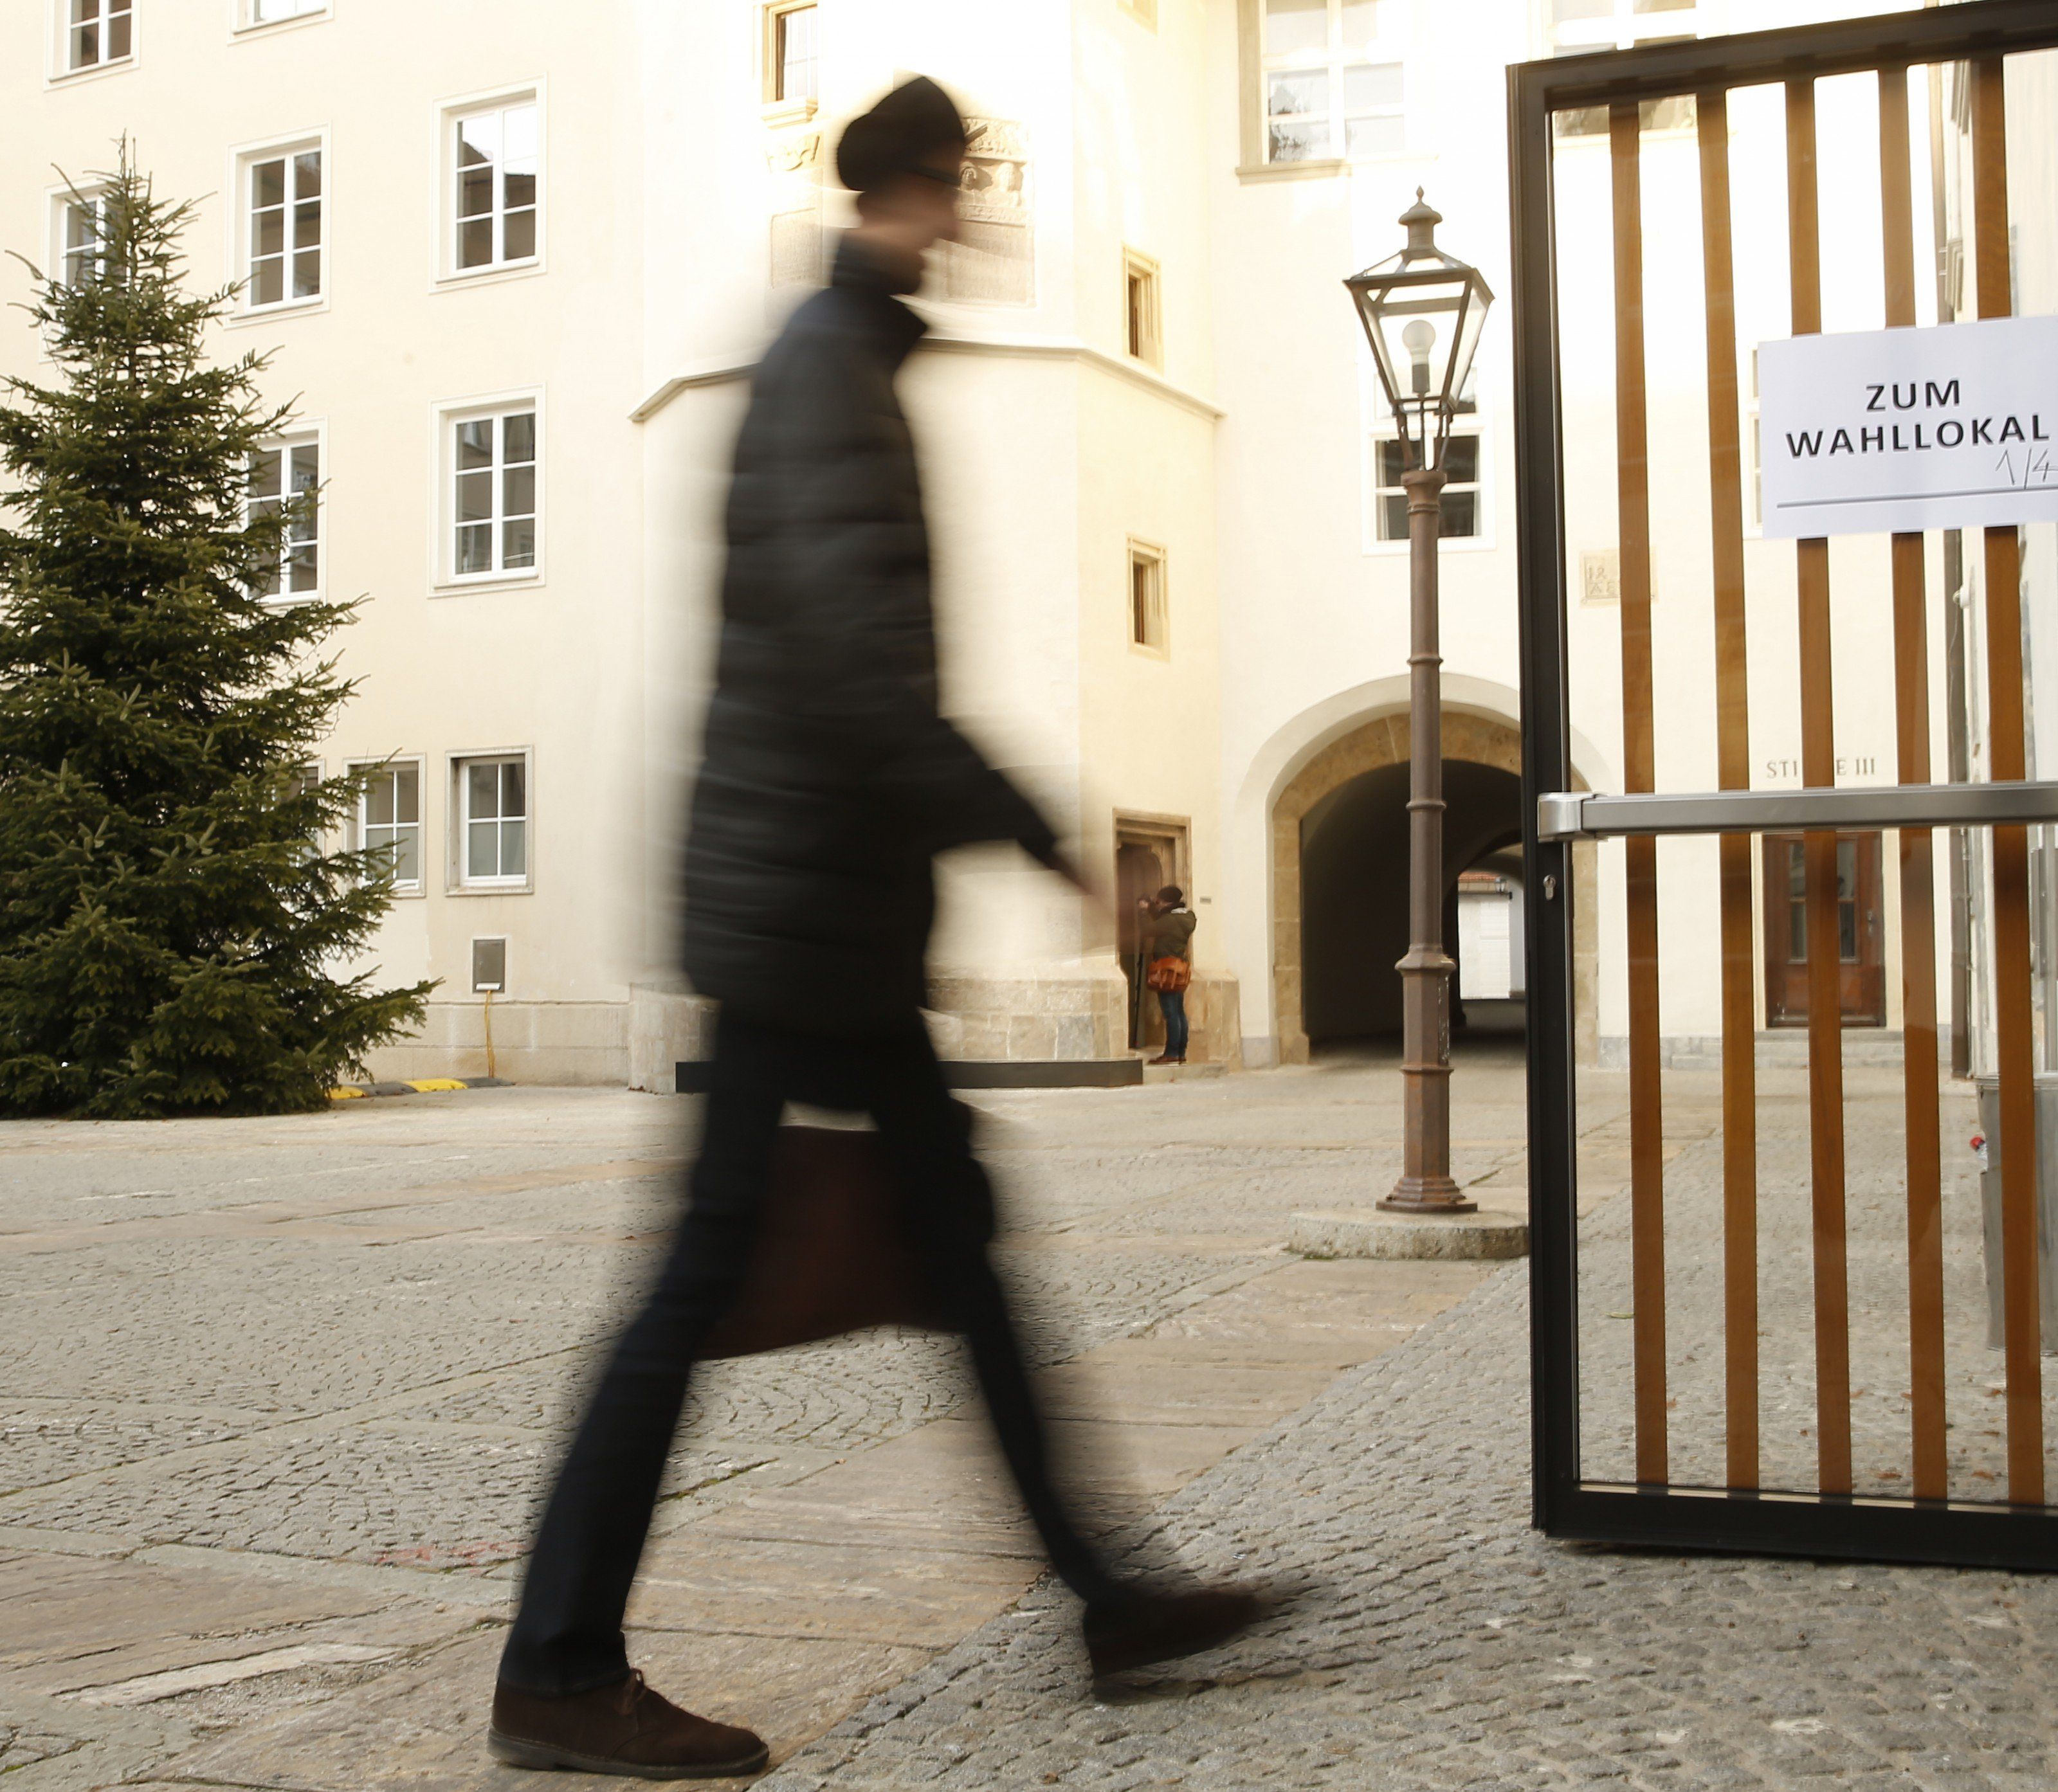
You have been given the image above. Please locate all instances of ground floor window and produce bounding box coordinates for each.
[458,756,529,887]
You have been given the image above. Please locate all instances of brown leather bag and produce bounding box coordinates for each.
[700,1126,954,1359]
[1145,955,1191,993]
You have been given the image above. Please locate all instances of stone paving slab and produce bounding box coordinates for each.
[759,1262,2058,1792]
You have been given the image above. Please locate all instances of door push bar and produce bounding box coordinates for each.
[1536,780,2058,842]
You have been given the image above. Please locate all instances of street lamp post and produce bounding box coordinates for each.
[1345,192,1494,1216]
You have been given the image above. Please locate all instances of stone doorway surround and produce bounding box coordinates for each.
[1266,703,1596,1065]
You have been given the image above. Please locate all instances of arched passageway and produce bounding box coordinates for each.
[1300,758,1523,1044]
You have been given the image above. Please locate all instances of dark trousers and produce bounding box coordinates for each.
[1156,989,1188,1059]
[499,1008,1119,1695]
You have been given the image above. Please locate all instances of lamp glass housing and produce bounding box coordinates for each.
[1345,198,1493,475]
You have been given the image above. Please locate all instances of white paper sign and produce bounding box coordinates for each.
[1757,315,2058,539]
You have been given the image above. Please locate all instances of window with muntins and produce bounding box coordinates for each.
[1262,0,1405,165]
[60,194,108,287]
[359,764,422,890]
[246,148,322,308]
[64,0,131,72]
[453,100,539,272]
[1372,374,1482,541]
[1547,0,1699,135]
[774,4,817,104]
[460,758,528,885]
[248,437,321,598]
[243,0,327,24]
[1124,251,1161,367]
[451,409,538,579]
[1129,543,1168,653]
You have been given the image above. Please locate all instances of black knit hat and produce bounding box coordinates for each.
[835,75,967,194]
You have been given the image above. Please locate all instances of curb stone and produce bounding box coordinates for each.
[326,1076,509,1101]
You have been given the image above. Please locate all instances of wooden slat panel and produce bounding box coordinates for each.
[1971,55,2044,1507]
[1786,78,1853,1497]
[1878,64,1948,1503]
[1697,86,1759,1492]
[1612,100,1667,1487]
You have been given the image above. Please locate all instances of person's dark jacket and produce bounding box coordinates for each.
[1142,906,1196,963]
[682,236,1059,1035]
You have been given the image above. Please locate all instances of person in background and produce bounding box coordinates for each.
[1139,885,1196,1066]
[487,77,1258,1782]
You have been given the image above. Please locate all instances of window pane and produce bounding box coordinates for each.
[253,158,286,210]
[502,411,536,464]
[502,104,538,174]
[778,6,818,102]
[500,761,525,819]
[73,21,98,66]
[365,774,396,828]
[498,819,526,878]
[292,249,321,298]
[1346,112,1405,158]
[293,199,320,249]
[458,113,500,168]
[392,824,421,886]
[456,469,493,524]
[1264,0,1328,56]
[107,9,129,55]
[1380,493,1408,539]
[502,466,535,518]
[293,150,322,195]
[1836,838,1857,898]
[1376,438,1407,485]
[1340,0,1385,50]
[1270,120,1330,161]
[288,543,318,592]
[71,0,94,23]
[456,523,492,574]
[457,218,493,267]
[394,765,420,824]
[469,761,501,820]
[1437,491,1477,537]
[250,448,282,498]
[255,208,284,258]
[1443,434,1479,483]
[457,161,495,224]
[1343,61,1403,110]
[468,820,498,880]
[1267,68,1328,118]
[502,208,536,262]
[502,520,536,568]
[456,420,494,470]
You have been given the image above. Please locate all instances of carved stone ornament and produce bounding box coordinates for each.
[765,130,823,174]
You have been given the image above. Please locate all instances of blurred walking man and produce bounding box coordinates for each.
[489,77,1258,1780]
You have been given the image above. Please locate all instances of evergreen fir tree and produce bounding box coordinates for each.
[0,149,431,1117]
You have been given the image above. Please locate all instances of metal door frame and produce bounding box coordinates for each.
[1513,0,2058,1570]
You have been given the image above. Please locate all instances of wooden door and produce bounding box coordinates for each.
[1762,832,1886,1027]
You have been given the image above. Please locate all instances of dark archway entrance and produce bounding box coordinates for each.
[1300,757,1523,1045]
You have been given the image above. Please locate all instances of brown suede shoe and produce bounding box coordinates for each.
[489,1672,768,1780]
[1083,1587,1264,1681]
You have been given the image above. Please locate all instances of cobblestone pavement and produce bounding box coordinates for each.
[1,1051,1516,1788]
[10,1049,2053,1790]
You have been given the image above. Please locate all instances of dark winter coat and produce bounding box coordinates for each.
[1141,906,1196,962]
[682,236,1059,1035]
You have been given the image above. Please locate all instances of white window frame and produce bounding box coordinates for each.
[1124,248,1162,368]
[352,757,426,896]
[451,752,533,893]
[1127,538,1170,658]
[231,0,331,36]
[760,1,819,123]
[1255,0,1408,169]
[51,0,134,82]
[50,185,110,291]
[436,85,545,285]
[1364,370,1492,555]
[247,425,325,602]
[230,132,329,318]
[432,390,543,591]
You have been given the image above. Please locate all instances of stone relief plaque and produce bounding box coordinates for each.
[770,203,826,287]
[944,117,1032,306]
